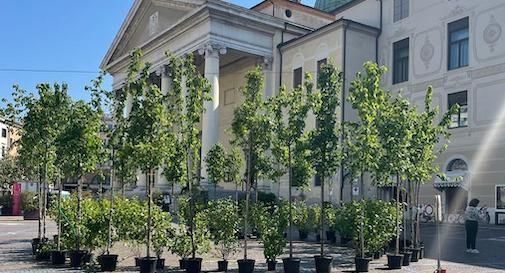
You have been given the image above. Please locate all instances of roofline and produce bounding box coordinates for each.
[251,0,335,20]
[278,18,379,50]
[329,0,365,15]
[100,0,143,70]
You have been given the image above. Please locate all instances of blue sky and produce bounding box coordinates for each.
[0,0,315,103]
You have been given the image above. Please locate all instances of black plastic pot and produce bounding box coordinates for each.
[340,236,352,245]
[69,250,88,268]
[35,250,51,261]
[419,246,425,259]
[387,254,403,269]
[314,255,332,273]
[407,248,420,262]
[373,251,381,260]
[237,259,255,273]
[355,257,371,272]
[50,250,66,265]
[139,257,156,273]
[326,231,336,244]
[267,260,276,271]
[135,257,141,267]
[186,257,203,273]
[180,258,188,269]
[282,257,300,273]
[299,230,308,240]
[156,258,165,270]
[401,251,412,266]
[98,254,118,272]
[31,238,40,255]
[218,260,228,272]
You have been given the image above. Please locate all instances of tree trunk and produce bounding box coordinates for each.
[415,181,421,247]
[395,174,400,255]
[320,176,325,256]
[243,133,252,260]
[409,180,414,248]
[288,147,293,258]
[146,171,152,258]
[57,177,62,251]
[107,151,115,255]
[77,174,82,251]
[37,170,42,240]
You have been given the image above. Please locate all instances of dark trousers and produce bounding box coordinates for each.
[465,220,478,249]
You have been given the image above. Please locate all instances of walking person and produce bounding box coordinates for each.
[465,198,480,253]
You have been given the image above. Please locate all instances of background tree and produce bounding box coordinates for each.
[165,52,211,260]
[224,147,243,204]
[205,143,226,197]
[1,84,71,241]
[57,99,104,252]
[123,49,175,260]
[267,77,313,260]
[231,66,272,261]
[308,62,342,257]
[0,156,23,190]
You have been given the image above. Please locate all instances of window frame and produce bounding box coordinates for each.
[393,38,409,84]
[448,17,469,70]
[393,0,409,22]
[1,128,6,138]
[293,67,303,89]
[448,90,468,129]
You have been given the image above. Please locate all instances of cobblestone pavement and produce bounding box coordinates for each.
[1,220,505,273]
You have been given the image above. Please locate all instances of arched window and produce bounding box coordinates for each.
[446,158,468,172]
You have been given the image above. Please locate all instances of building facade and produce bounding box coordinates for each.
[102,0,505,223]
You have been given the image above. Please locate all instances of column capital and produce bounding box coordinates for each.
[257,56,273,70]
[198,42,227,58]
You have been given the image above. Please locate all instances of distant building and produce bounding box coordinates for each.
[103,0,505,223]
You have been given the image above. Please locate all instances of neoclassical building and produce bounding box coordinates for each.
[102,0,505,224]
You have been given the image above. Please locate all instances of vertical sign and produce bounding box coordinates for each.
[11,182,21,216]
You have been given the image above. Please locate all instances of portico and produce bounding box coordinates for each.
[101,0,310,190]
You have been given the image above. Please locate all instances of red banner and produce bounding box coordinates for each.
[11,182,21,216]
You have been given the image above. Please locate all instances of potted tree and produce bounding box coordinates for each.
[171,225,193,270]
[205,144,226,198]
[266,75,313,273]
[230,66,273,273]
[292,201,309,240]
[206,198,240,272]
[253,202,288,272]
[307,62,342,273]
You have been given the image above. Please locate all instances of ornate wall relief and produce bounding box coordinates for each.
[475,5,505,62]
[413,28,442,78]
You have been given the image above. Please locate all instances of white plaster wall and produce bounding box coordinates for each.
[333,0,381,28]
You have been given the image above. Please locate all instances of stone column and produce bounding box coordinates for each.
[160,64,171,96]
[258,56,274,97]
[198,43,226,181]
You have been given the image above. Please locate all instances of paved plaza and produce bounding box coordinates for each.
[1,220,504,273]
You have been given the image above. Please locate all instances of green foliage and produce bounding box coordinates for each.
[231,66,273,184]
[253,202,289,261]
[21,191,38,211]
[308,62,342,182]
[267,75,313,191]
[292,201,309,232]
[205,198,240,260]
[151,204,173,257]
[0,156,23,188]
[307,204,321,233]
[175,195,211,256]
[335,200,400,256]
[224,147,242,185]
[205,143,226,187]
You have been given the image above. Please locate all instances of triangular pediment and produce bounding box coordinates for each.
[102,0,205,69]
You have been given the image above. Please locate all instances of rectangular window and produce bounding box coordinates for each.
[317,59,327,87]
[393,0,409,22]
[393,38,409,84]
[293,67,302,88]
[1,129,6,138]
[448,91,468,128]
[314,173,321,186]
[448,17,469,70]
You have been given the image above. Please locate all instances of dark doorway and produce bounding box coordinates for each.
[445,187,468,213]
